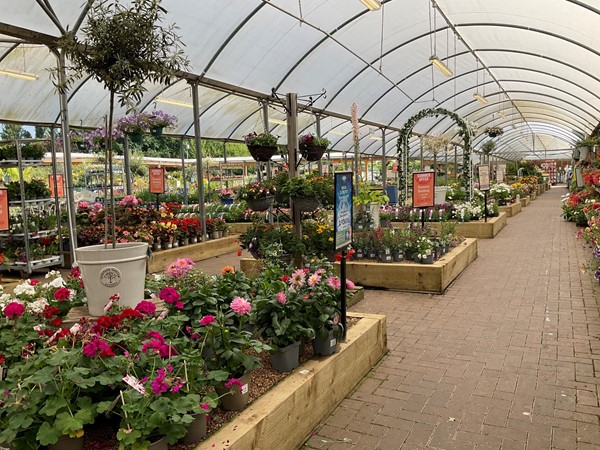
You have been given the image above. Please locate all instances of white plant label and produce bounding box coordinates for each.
[330,339,337,347]
[123,375,146,394]
[241,383,249,395]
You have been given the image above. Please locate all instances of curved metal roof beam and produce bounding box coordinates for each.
[0,43,19,63]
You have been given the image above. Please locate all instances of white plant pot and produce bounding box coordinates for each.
[434,186,448,205]
[75,242,149,316]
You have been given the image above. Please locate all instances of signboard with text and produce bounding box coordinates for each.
[412,171,435,208]
[478,165,491,191]
[48,174,65,198]
[0,189,8,231]
[334,171,353,251]
[149,167,165,194]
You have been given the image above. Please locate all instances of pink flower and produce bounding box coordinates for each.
[29,279,40,286]
[70,266,81,278]
[82,337,114,358]
[307,273,321,287]
[159,287,181,305]
[3,302,25,319]
[78,201,90,210]
[135,301,157,316]
[200,403,210,410]
[346,279,356,290]
[275,292,287,305]
[326,276,341,290]
[225,378,243,390]
[165,258,196,278]
[151,369,169,395]
[199,315,215,326]
[230,297,251,316]
[290,269,306,288]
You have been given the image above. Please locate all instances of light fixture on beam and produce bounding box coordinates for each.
[429,55,453,77]
[473,93,488,105]
[329,130,346,136]
[370,135,382,141]
[359,0,382,10]
[156,97,194,108]
[268,118,286,125]
[0,68,38,81]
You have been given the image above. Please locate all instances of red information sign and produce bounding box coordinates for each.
[0,189,8,231]
[412,171,435,208]
[48,174,65,197]
[149,167,165,194]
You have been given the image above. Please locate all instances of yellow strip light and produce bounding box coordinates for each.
[429,55,453,77]
[360,0,382,10]
[156,97,194,108]
[0,68,38,81]
[473,93,488,105]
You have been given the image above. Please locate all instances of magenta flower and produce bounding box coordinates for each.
[225,378,243,390]
[3,302,25,319]
[151,369,169,395]
[346,279,356,290]
[199,315,215,326]
[135,300,157,316]
[230,297,251,316]
[82,337,114,358]
[159,287,181,305]
[200,403,210,410]
[53,287,72,302]
[275,292,287,305]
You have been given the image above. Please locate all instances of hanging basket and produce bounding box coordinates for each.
[246,195,274,211]
[128,133,143,143]
[247,144,277,162]
[150,126,164,137]
[292,195,320,212]
[299,144,327,162]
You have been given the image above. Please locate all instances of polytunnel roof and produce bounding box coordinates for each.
[0,0,599,161]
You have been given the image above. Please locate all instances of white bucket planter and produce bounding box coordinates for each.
[75,242,149,316]
[434,186,448,205]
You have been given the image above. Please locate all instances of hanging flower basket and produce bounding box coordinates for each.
[247,145,277,162]
[246,195,274,211]
[299,144,327,162]
[150,126,164,137]
[128,133,143,143]
[485,126,504,138]
[292,195,320,212]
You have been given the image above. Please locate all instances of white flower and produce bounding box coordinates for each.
[45,270,61,279]
[27,298,49,314]
[0,293,12,309]
[45,277,65,289]
[13,283,36,297]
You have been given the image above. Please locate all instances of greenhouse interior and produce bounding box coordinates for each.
[0,1,599,449]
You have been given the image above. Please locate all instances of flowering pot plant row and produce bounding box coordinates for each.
[0,257,352,449]
[75,196,230,250]
[567,160,600,282]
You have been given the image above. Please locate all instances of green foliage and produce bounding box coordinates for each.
[0,124,31,140]
[575,136,600,148]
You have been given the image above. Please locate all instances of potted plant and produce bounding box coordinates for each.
[237,180,276,211]
[0,144,17,161]
[116,112,152,142]
[253,264,314,372]
[489,183,513,206]
[281,176,321,211]
[298,133,330,161]
[574,136,599,160]
[146,110,178,137]
[481,140,495,155]
[217,187,235,205]
[58,0,188,315]
[21,142,47,160]
[484,126,504,138]
[244,132,278,162]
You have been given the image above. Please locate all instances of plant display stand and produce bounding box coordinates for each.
[147,234,241,273]
[0,139,63,275]
[392,213,507,239]
[334,238,477,294]
[498,201,522,217]
[520,196,531,208]
[197,312,386,450]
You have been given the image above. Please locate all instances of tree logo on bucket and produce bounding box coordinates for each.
[100,267,122,287]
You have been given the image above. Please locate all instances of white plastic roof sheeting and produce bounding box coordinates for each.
[0,0,599,160]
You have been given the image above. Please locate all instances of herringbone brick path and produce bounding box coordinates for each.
[305,187,600,450]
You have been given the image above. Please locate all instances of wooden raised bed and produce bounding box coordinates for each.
[392,212,506,239]
[520,196,531,208]
[333,238,477,294]
[148,235,241,273]
[197,312,387,450]
[228,222,253,234]
[498,201,522,217]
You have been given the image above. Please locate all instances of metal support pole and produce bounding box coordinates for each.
[123,137,132,195]
[454,145,458,179]
[444,145,448,185]
[262,101,273,180]
[180,138,188,205]
[381,129,387,188]
[55,49,77,264]
[316,115,323,175]
[419,136,424,169]
[190,82,207,241]
[286,93,301,239]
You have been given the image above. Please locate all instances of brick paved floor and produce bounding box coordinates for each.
[303,187,600,450]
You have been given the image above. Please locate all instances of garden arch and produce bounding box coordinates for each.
[397,108,473,204]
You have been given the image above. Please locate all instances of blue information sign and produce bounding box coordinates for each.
[334,171,353,251]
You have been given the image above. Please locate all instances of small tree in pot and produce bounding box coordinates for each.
[55,0,189,315]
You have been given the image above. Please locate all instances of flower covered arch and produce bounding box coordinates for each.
[396,108,473,203]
